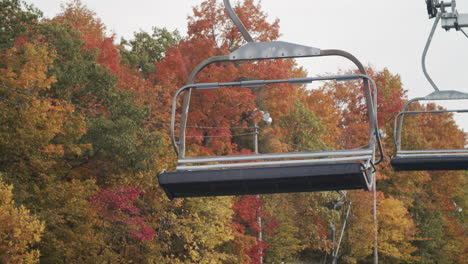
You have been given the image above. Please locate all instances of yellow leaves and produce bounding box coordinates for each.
[36,180,123,263]
[344,191,375,261]
[0,39,88,177]
[156,196,237,263]
[345,191,418,263]
[378,196,418,263]
[0,41,57,93]
[0,97,85,167]
[0,176,44,264]
[181,197,234,248]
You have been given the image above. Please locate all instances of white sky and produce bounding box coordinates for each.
[26,0,468,130]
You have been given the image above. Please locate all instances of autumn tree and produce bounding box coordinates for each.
[37,180,115,263]
[312,68,420,263]
[120,27,180,79]
[32,3,169,184]
[278,100,328,152]
[153,1,305,263]
[262,195,303,263]
[0,0,42,50]
[0,175,44,264]
[0,37,88,203]
[0,2,174,262]
[1,0,465,263]
[379,95,466,262]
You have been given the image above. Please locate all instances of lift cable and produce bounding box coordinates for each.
[460,28,468,38]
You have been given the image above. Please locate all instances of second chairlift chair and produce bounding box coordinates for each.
[159,0,384,199]
[391,0,468,171]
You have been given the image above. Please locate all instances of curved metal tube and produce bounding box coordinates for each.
[171,84,195,155]
[175,50,372,156]
[422,14,441,92]
[172,51,384,165]
[174,56,229,156]
[394,97,424,151]
[321,50,384,165]
[223,0,254,43]
[393,13,443,152]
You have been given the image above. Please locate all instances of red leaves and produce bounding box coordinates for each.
[233,195,263,233]
[233,195,278,263]
[96,36,120,74]
[94,186,141,214]
[92,186,156,241]
[54,0,153,103]
[247,240,269,264]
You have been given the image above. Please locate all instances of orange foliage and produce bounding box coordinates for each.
[54,0,153,105]
[155,0,306,156]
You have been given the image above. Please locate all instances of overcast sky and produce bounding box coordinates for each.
[27,0,468,130]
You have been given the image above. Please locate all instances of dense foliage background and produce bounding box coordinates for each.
[0,0,466,263]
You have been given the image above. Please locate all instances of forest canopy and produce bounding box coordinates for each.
[0,0,466,263]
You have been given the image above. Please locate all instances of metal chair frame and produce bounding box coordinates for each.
[394,91,468,157]
[164,0,384,192]
[392,1,468,170]
[171,74,380,190]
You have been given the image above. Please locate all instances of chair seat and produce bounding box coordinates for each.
[391,156,468,171]
[159,162,369,199]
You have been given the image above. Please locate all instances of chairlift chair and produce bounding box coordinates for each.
[159,0,384,199]
[391,0,468,171]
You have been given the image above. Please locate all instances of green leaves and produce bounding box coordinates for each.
[279,101,328,152]
[120,27,180,78]
[0,0,42,50]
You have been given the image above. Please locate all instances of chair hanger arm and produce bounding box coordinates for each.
[422,13,441,92]
[223,0,254,43]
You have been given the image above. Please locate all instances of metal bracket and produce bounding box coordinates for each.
[428,0,468,30]
[424,90,468,100]
[229,41,321,60]
[441,13,468,30]
[422,0,468,93]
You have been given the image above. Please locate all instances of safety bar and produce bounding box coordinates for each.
[179,149,373,165]
[176,155,373,171]
[396,152,468,158]
[177,74,369,92]
[181,75,363,90]
[399,149,468,154]
[435,1,453,9]
[397,109,468,115]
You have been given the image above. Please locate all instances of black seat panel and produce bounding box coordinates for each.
[391,156,468,171]
[159,163,368,199]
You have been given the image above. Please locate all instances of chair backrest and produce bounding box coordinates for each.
[394,90,468,154]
